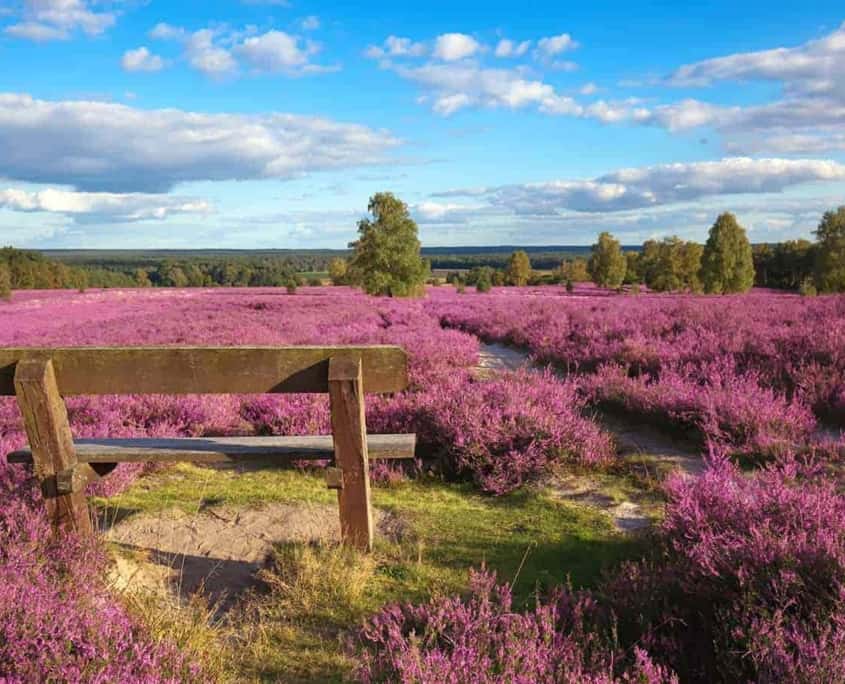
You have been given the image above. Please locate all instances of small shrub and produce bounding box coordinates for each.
[799,277,818,297]
[606,455,845,682]
[355,569,677,684]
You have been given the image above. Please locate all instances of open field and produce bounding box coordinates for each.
[1,284,844,682]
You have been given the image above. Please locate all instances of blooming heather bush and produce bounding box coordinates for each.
[431,287,845,454]
[357,456,845,683]
[586,359,817,456]
[605,456,845,682]
[369,369,614,494]
[355,569,677,684]
[0,437,203,682]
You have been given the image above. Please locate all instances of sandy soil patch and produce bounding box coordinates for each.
[105,503,402,611]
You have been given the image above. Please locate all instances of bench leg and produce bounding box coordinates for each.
[14,358,93,537]
[328,356,373,551]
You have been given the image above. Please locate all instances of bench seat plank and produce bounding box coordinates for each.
[7,434,416,465]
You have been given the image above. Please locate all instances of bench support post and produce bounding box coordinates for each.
[328,356,373,551]
[14,358,93,537]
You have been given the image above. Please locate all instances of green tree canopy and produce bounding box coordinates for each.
[134,268,152,288]
[814,206,845,293]
[557,258,590,283]
[639,236,703,292]
[0,262,11,301]
[348,192,429,297]
[505,251,532,286]
[475,266,493,292]
[328,257,349,285]
[588,232,627,288]
[700,213,755,294]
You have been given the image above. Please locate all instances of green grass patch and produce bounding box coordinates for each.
[96,464,649,682]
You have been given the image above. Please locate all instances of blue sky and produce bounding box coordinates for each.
[1,0,845,248]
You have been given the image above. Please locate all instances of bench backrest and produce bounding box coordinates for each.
[0,346,408,396]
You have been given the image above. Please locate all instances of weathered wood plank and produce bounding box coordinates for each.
[329,356,373,552]
[0,346,408,396]
[14,358,93,536]
[7,434,417,464]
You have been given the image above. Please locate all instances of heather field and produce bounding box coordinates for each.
[2,285,845,682]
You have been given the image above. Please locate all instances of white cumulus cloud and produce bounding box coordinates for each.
[535,33,578,58]
[3,0,115,41]
[432,33,482,61]
[0,93,401,193]
[494,38,531,58]
[0,188,211,223]
[121,47,166,73]
[438,158,845,213]
[150,24,334,77]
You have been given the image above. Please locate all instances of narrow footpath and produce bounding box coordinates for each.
[472,339,703,532]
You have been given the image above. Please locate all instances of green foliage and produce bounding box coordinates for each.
[799,277,818,297]
[565,278,574,293]
[157,262,189,288]
[623,252,641,284]
[557,258,590,283]
[753,240,815,290]
[134,268,152,288]
[639,236,703,292]
[814,206,845,293]
[465,265,506,291]
[348,193,429,297]
[505,250,532,286]
[700,212,755,294]
[0,262,10,301]
[327,257,349,285]
[588,232,627,288]
[184,264,206,287]
[475,269,492,293]
[0,246,121,290]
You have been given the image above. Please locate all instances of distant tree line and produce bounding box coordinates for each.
[2,204,844,300]
[146,258,302,289]
[0,246,136,296]
[423,207,845,296]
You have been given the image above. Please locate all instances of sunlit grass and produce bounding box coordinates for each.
[94,463,649,681]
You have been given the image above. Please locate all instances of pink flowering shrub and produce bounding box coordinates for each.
[586,360,817,456]
[354,569,677,684]
[605,455,845,682]
[356,455,845,683]
[0,443,203,682]
[431,287,845,454]
[369,369,614,494]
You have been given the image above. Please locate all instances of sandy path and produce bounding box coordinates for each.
[473,340,703,531]
[105,502,402,612]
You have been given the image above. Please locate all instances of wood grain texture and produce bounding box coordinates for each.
[14,358,93,536]
[7,434,417,464]
[0,346,408,396]
[329,356,373,551]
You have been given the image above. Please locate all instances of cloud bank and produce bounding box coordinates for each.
[0,93,401,193]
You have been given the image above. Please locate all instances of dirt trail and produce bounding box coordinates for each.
[473,341,703,531]
[105,503,403,612]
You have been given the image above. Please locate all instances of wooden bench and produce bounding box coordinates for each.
[1,346,415,551]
